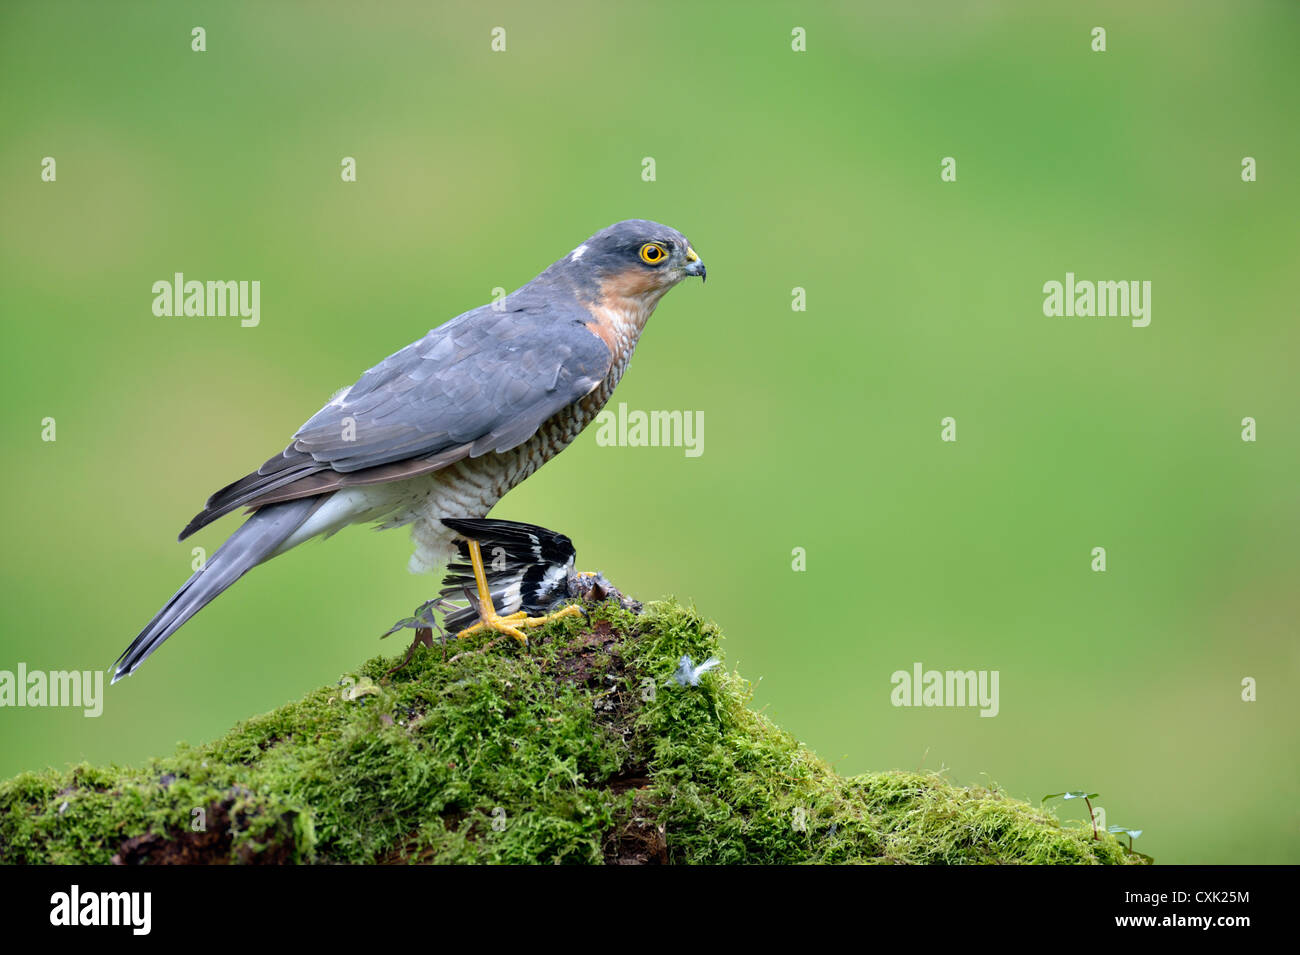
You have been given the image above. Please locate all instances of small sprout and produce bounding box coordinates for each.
[1043,791,1101,839]
[672,655,721,687]
[1107,825,1142,837]
[1042,791,1099,802]
[381,598,445,637]
[1108,825,1144,853]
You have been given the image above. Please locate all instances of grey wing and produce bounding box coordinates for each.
[179,302,611,539]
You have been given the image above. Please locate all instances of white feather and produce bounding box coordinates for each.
[270,482,416,557]
[540,565,568,594]
[499,578,523,611]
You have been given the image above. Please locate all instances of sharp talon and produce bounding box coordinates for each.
[451,537,585,645]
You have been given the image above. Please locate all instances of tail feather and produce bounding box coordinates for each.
[112,498,320,683]
[439,518,575,567]
[178,454,318,541]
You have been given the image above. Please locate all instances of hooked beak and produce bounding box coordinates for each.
[683,246,706,282]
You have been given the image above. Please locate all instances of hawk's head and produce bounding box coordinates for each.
[563,219,706,305]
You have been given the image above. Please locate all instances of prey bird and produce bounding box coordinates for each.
[434,517,641,639]
[112,220,704,683]
[380,518,641,668]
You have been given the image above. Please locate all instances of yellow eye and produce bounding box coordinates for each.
[639,242,667,265]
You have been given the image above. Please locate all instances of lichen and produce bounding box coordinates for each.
[0,599,1143,864]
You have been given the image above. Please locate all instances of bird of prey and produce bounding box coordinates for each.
[112,219,705,683]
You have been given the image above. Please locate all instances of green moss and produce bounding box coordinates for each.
[0,599,1143,864]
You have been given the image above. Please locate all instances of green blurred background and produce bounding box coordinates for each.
[2,1,1296,864]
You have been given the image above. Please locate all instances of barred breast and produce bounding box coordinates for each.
[402,297,651,573]
[404,367,621,573]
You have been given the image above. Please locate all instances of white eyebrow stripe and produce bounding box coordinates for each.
[570,244,587,260]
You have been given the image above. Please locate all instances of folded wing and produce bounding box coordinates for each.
[179,300,611,540]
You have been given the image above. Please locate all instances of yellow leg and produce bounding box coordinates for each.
[454,540,583,643]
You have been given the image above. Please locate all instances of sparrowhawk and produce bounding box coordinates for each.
[112,219,705,682]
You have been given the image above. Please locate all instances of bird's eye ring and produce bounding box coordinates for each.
[639,242,667,265]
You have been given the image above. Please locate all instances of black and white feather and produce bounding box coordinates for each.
[437,519,580,633]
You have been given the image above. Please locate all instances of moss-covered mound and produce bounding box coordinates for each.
[0,600,1142,864]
